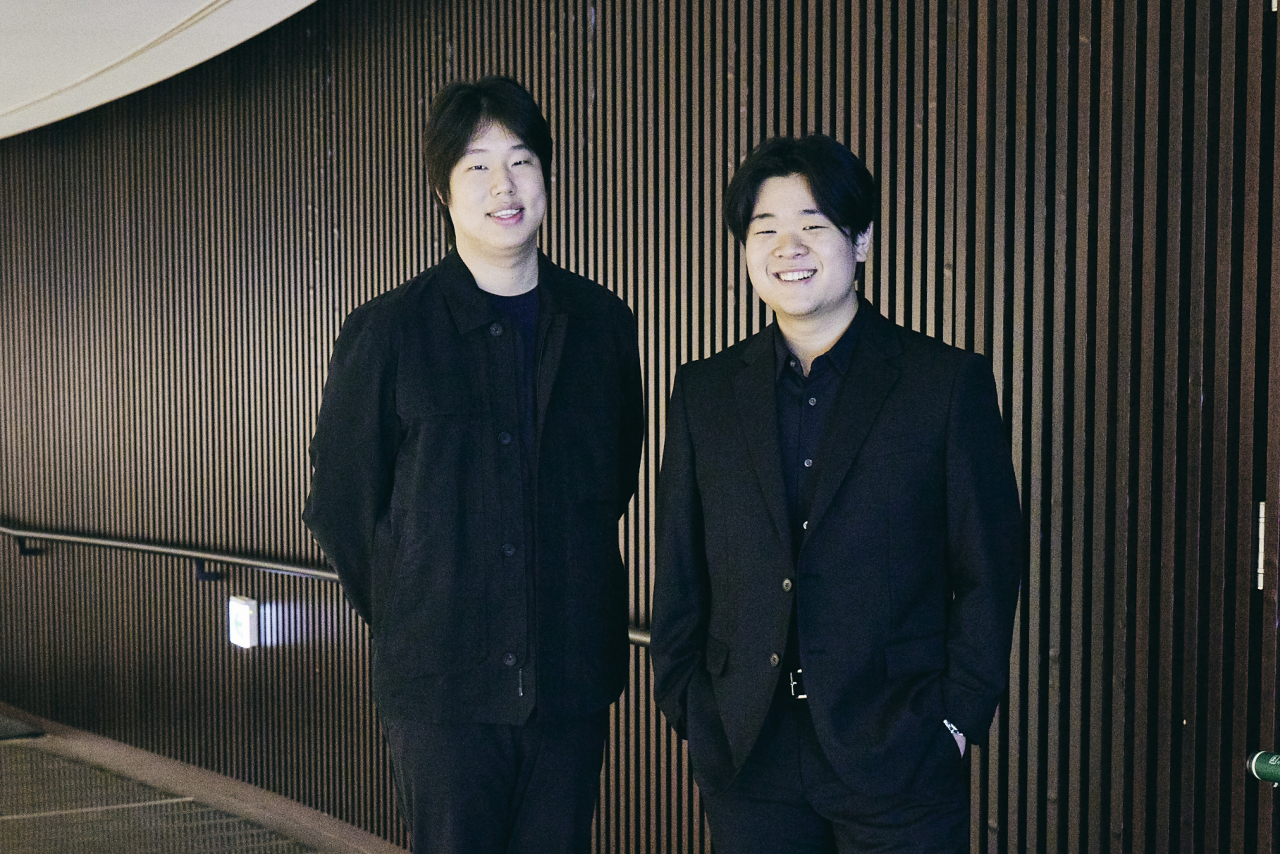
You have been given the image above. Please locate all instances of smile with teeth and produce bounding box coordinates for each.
[489,208,523,221]
[776,269,816,282]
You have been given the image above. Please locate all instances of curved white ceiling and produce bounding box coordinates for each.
[0,0,317,139]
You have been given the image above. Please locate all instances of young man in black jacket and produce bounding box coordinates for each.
[652,136,1022,853]
[304,77,644,854]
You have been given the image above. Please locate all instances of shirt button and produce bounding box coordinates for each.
[802,520,809,530]
[502,652,517,666]
[782,578,793,592]
[499,431,512,445]
[804,459,813,468]
[490,322,504,336]
[769,653,780,667]
[502,543,516,557]
[808,397,817,406]
[789,359,797,368]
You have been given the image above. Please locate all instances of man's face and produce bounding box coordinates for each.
[445,123,547,261]
[743,173,871,327]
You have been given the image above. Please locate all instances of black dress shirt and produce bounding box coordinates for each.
[774,309,865,558]
[774,308,864,678]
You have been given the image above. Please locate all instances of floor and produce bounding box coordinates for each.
[0,704,404,854]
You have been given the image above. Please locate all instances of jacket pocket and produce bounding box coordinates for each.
[373,514,489,673]
[704,635,729,677]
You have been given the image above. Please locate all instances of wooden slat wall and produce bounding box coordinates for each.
[0,1,1276,851]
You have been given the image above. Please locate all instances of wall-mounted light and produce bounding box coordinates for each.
[228,595,259,648]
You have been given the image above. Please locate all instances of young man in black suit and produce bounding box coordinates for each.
[304,77,644,853]
[652,135,1022,853]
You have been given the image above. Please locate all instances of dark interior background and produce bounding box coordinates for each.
[1,0,1277,851]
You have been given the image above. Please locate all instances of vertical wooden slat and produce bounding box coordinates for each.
[942,0,958,349]
[1,1,1278,851]
[1266,10,1280,845]
[1182,0,1212,844]
[1056,0,1081,849]
[1115,0,1140,849]
[1232,0,1263,849]
[1030,0,1053,846]
[1206,2,1238,850]
[1137,0,1163,846]
[1154,0,1182,849]
[1265,15,1280,854]
[1091,1,1119,850]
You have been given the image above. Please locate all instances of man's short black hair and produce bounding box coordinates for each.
[424,76,553,246]
[724,135,876,244]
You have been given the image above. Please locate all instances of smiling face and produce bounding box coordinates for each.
[744,173,871,330]
[444,122,548,265]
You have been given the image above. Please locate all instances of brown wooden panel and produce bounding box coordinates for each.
[1265,13,1280,854]
[1,1,1278,851]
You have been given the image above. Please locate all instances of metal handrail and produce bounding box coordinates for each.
[1,520,653,647]
[1,520,338,582]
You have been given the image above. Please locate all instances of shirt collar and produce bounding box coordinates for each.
[773,298,865,381]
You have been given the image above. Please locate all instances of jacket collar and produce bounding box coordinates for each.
[436,249,583,332]
[432,250,575,458]
[732,295,903,557]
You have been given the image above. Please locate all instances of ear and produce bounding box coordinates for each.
[852,225,873,262]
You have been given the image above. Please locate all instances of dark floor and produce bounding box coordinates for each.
[0,708,403,854]
[0,739,316,854]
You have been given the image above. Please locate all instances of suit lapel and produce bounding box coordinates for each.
[732,330,792,558]
[805,305,902,537]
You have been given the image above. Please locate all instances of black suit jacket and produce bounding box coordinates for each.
[304,251,644,724]
[651,297,1022,796]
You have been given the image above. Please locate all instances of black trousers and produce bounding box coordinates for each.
[380,707,609,854]
[701,693,969,854]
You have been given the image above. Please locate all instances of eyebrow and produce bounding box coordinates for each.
[749,207,824,222]
[464,142,533,155]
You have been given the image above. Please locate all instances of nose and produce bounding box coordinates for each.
[772,229,807,256]
[491,165,516,195]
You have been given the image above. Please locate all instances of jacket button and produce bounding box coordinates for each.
[490,322,504,336]
[503,652,517,666]
[502,543,516,557]
[782,578,792,592]
[498,431,512,445]
[769,653,780,667]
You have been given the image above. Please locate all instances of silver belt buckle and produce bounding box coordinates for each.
[789,668,807,699]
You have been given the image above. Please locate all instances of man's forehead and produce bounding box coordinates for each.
[464,124,530,153]
[750,205,826,222]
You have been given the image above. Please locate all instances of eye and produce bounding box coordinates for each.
[467,163,487,171]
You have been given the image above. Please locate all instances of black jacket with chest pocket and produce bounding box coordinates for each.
[304,251,644,724]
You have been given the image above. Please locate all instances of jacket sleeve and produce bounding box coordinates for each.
[940,352,1024,744]
[302,303,400,625]
[651,368,711,738]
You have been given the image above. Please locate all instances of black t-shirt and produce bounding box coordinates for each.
[488,286,539,468]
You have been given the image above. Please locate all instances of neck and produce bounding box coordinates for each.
[455,240,540,296]
[777,299,858,376]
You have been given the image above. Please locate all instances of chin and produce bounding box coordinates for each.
[774,301,818,319]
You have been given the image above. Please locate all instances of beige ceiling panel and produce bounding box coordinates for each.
[0,0,316,139]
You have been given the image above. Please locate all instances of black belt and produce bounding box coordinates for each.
[787,668,807,700]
